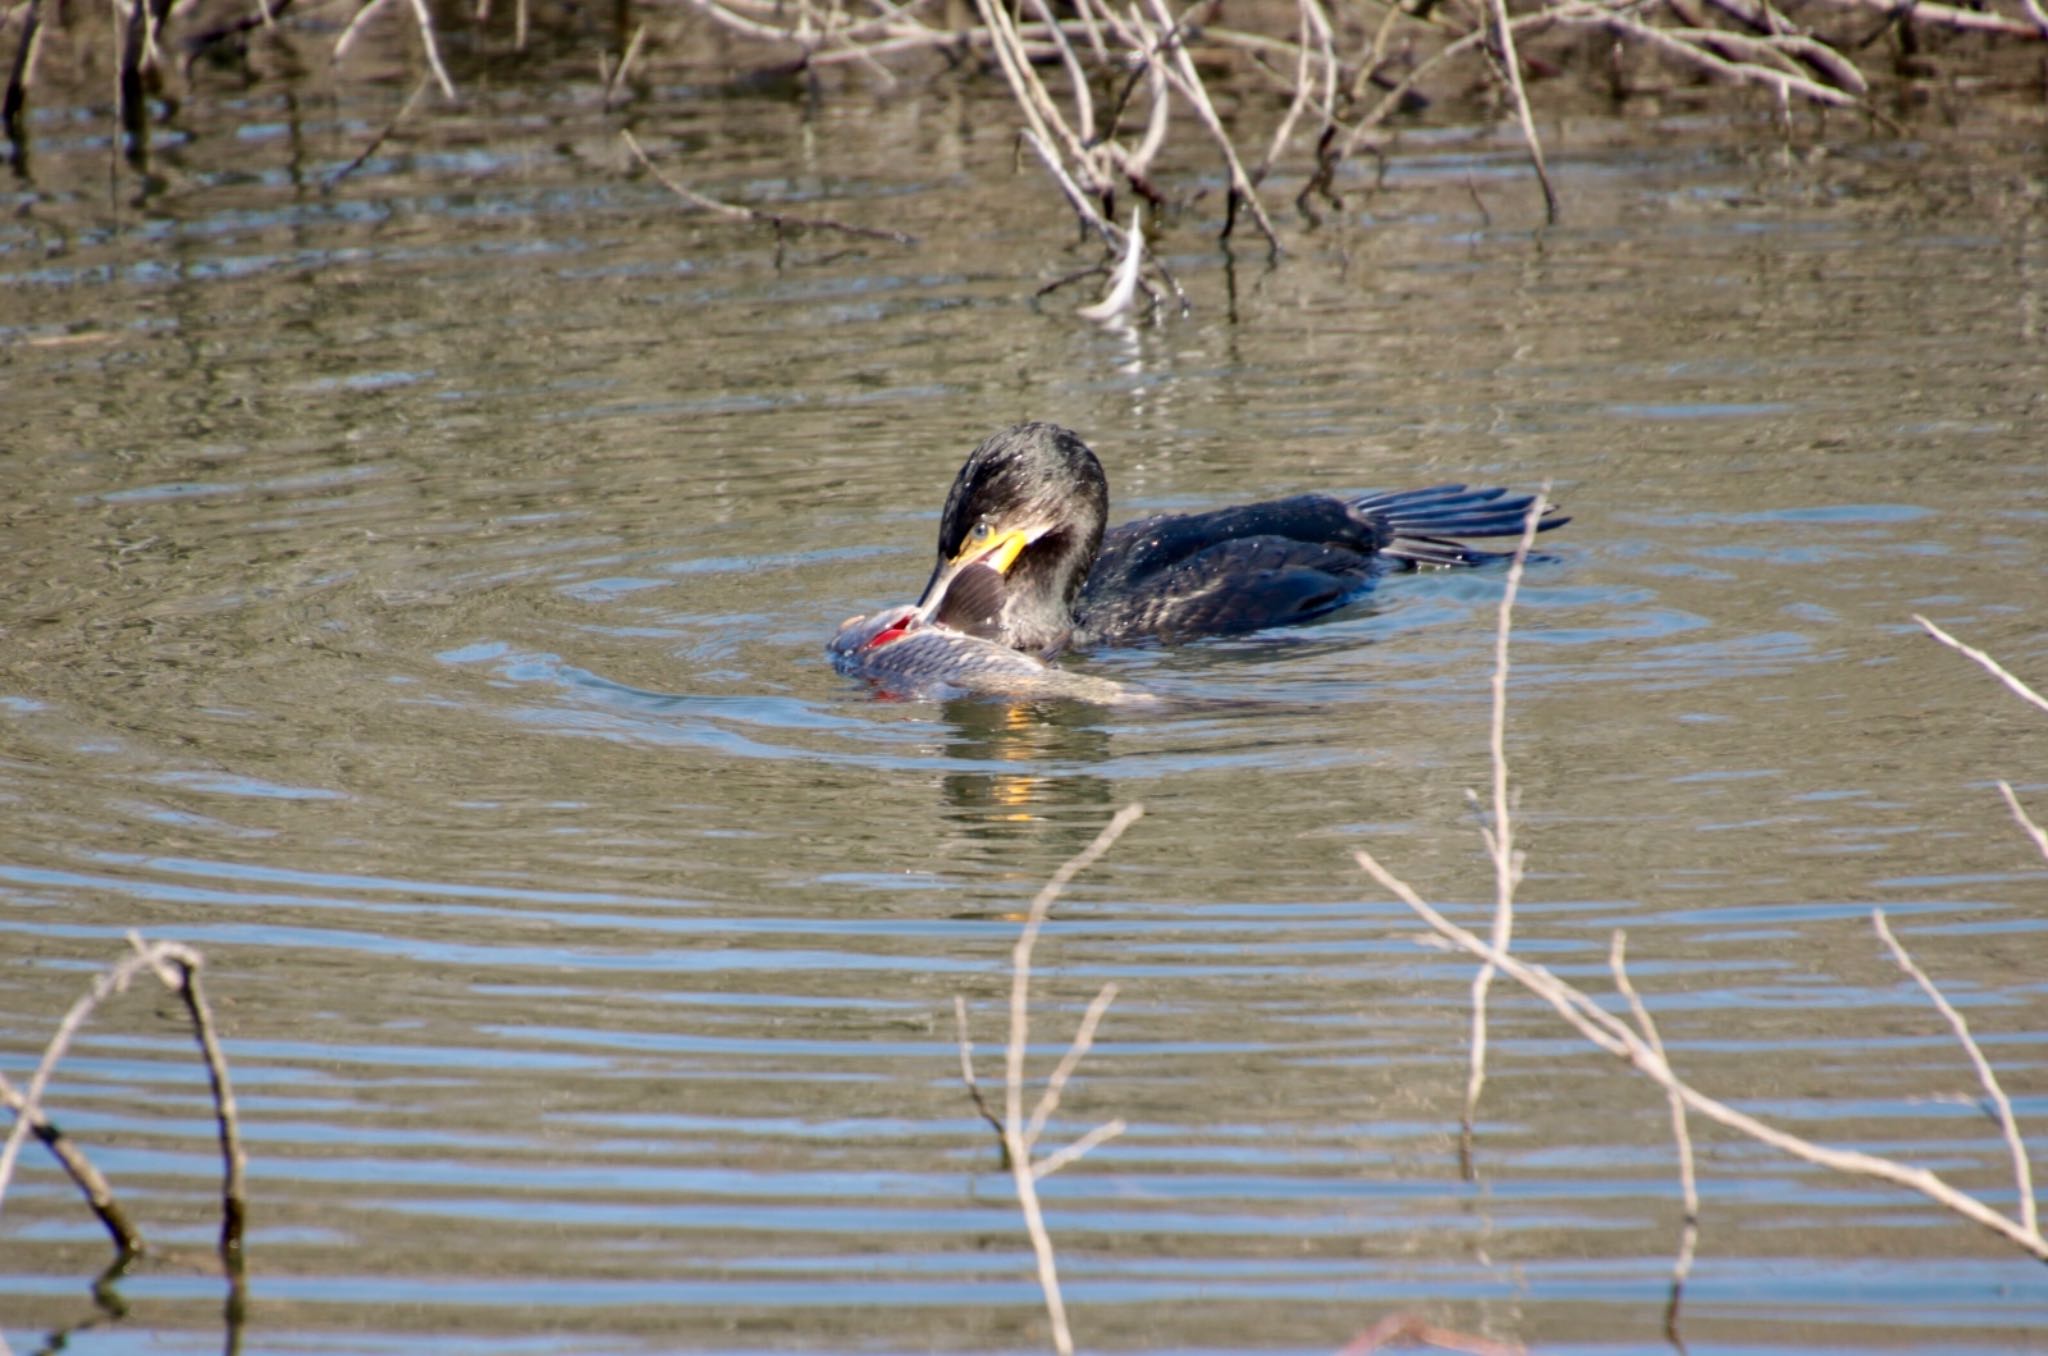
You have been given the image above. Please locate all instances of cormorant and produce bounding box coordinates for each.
[909,421,1568,658]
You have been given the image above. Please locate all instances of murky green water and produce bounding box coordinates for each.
[3,40,2046,1356]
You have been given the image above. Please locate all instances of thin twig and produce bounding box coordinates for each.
[621,129,919,245]
[953,995,1006,1143]
[1250,0,1327,185]
[1,935,245,1292]
[1134,0,1284,253]
[1459,487,1549,1171]
[3,0,46,144]
[1025,982,1120,1146]
[1025,0,1094,143]
[1914,615,2048,875]
[141,944,247,1279]
[1019,126,1122,250]
[1611,931,1698,1339]
[0,944,189,1210]
[1483,0,1558,222]
[974,0,1105,199]
[1076,209,1146,321]
[1124,59,1173,186]
[999,803,1144,1356]
[602,22,648,108]
[1813,0,2045,36]
[1997,781,2048,866]
[1913,615,2048,717]
[1872,910,2036,1239]
[1562,7,1863,107]
[1033,1116,1127,1179]
[334,0,398,64]
[325,73,430,190]
[0,1074,143,1257]
[403,0,457,98]
[1353,852,2048,1261]
[1004,806,1145,1146]
[1344,23,1495,160]
[1068,0,1110,60]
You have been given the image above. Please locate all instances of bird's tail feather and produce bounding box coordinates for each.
[1352,484,1570,569]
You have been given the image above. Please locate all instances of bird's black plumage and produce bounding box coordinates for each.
[911,422,1568,657]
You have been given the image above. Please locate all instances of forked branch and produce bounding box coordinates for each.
[955,804,1143,1356]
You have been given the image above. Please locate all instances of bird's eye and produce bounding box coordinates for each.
[969,521,992,543]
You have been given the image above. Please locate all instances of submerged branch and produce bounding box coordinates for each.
[621,129,919,246]
[957,803,1142,1356]
[0,936,246,1289]
[1358,855,2048,1260]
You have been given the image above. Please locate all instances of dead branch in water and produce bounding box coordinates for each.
[12,0,2044,268]
[326,73,431,191]
[1357,851,2048,1261]
[0,1076,143,1258]
[1457,488,1549,1175]
[955,804,1141,1356]
[1610,931,1699,1337]
[1873,910,2036,1240]
[0,935,247,1289]
[1483,0,1558,224]
[1352,601,2048,1293]
[662,0,2032,265]
[620,129,919,248]
[1914,614,2048,717]
[1910,616,2048,868]
[333,0,456,100]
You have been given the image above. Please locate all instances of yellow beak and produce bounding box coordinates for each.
[915,522,1048,623]
[954,526,1036,575]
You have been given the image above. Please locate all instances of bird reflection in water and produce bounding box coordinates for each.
[937,698,1115,845]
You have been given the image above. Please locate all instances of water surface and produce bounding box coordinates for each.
[3,49,2047,1355]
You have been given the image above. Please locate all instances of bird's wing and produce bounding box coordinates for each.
[1072,485,1568,646]
[1076,531,1374,645]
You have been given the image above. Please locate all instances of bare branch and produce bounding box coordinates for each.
[1873,910,2036,1239]
[1006,806,1144,1150]
[953,996,1006,1143]
[1460,488,1549,1166]
[1076,210,1147,321]
[403,0,457,99]
[0,937,245,1285]
[1026,982,1120,1145]
[1354,854,2048,1261]
[601,22,648,108]
[622,129,918,246]
[1556,6,1863,107]
[333,0,398,64]
[989,803,1144,1356]
[1998,781,2048,866]
[1812,0,2046,36]
[326,74,431,190]
[1914,615,2048,717]
[1019,126,1122,249]
[1034,1117,1127,1179]
[1483,0,1558,222]
[0,943,193,1209]
[0,1074,143,1257]
[1251,0,1334,186]
[1610,931,1699,1337]
[154,945,247,1280]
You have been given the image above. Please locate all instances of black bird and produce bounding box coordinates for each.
[911,422,1568,657]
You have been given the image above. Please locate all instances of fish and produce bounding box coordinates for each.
[829,581,1152,706]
